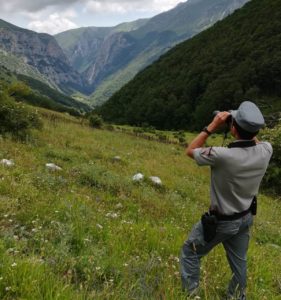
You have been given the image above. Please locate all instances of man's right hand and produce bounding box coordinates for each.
[207,111,231,133]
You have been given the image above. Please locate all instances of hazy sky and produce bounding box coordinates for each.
[0,0,185,35]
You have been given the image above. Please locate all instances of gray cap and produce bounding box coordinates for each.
[230,101,265,133]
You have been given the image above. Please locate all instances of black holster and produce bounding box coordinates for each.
[250,196,257,215]
[201,212,218,243]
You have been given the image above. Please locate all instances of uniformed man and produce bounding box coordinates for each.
[180,101,273,299]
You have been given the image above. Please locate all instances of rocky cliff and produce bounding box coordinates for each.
[0,19,85,93]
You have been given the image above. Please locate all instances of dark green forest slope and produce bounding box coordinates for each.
[98,0,281,130]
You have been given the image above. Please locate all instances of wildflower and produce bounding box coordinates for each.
[11,262,17,267]
[5,286,11,291]
[96,267,101,271]
[96,224,103,229]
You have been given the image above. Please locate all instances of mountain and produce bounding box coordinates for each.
[56,0,249,105]
[97,0,281,130]
[55,19,148,73]
[0,19,86,94]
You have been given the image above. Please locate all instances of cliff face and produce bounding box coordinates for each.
[83,32,137,88]
[0,21,85,93]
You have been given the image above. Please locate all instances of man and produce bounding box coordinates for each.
[180,101,273,299]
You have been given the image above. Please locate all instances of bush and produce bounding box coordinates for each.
[261,123,281,195]
[89,114,103,128]
[0,91,42,139]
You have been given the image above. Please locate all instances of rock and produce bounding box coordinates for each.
[132,173,144,182]
[149,176,162,185]
[46,163,62,171]
[1,159,15,167]
[105,212,118,219]
[112,156,121,162]
[115,203,123,209]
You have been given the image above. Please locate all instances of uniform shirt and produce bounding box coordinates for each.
[193,141,273,215]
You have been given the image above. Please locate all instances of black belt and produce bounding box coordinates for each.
[212,209,251,221]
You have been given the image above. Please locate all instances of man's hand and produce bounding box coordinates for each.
[186,111,231,159]
[207,111,231,133]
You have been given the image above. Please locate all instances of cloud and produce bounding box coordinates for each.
[1,0,81,13]
[0,0,184,33]
[85,0,183,14]
[27,13,78,34]
[1,0,183,14]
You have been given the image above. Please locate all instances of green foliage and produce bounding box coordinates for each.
[0,90,42,139]
[98,0,281,130]
[7,81,32,99]
[261,123,281,194]
[89,114,104,129]
[16,75,90,113]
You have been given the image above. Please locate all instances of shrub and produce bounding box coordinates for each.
[89,114,103,128]
[0,91,42,139]
[261,123,281,195]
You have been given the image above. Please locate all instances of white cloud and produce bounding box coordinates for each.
[84,0,183,15]
[27,13,78,34]
[1,0,81,13]
[1,0,184,14]
[0,0,185,32]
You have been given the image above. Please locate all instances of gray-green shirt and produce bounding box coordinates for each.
[193,141,273,215]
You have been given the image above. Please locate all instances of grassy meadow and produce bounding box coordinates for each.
[0,109,280,299]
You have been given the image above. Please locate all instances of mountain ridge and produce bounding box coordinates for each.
[97,0,281,130]
[55,0,249,104]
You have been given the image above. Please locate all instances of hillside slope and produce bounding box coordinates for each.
[98,0,281,130]
[89,0,248,104]
[0,108,280,299]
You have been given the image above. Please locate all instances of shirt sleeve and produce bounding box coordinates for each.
[193,147,224,166]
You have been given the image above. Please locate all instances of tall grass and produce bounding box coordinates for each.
[0,109,280,299]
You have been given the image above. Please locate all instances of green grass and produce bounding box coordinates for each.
[0,108,280,299]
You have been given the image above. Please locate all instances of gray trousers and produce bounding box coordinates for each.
[180,212,253,299]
